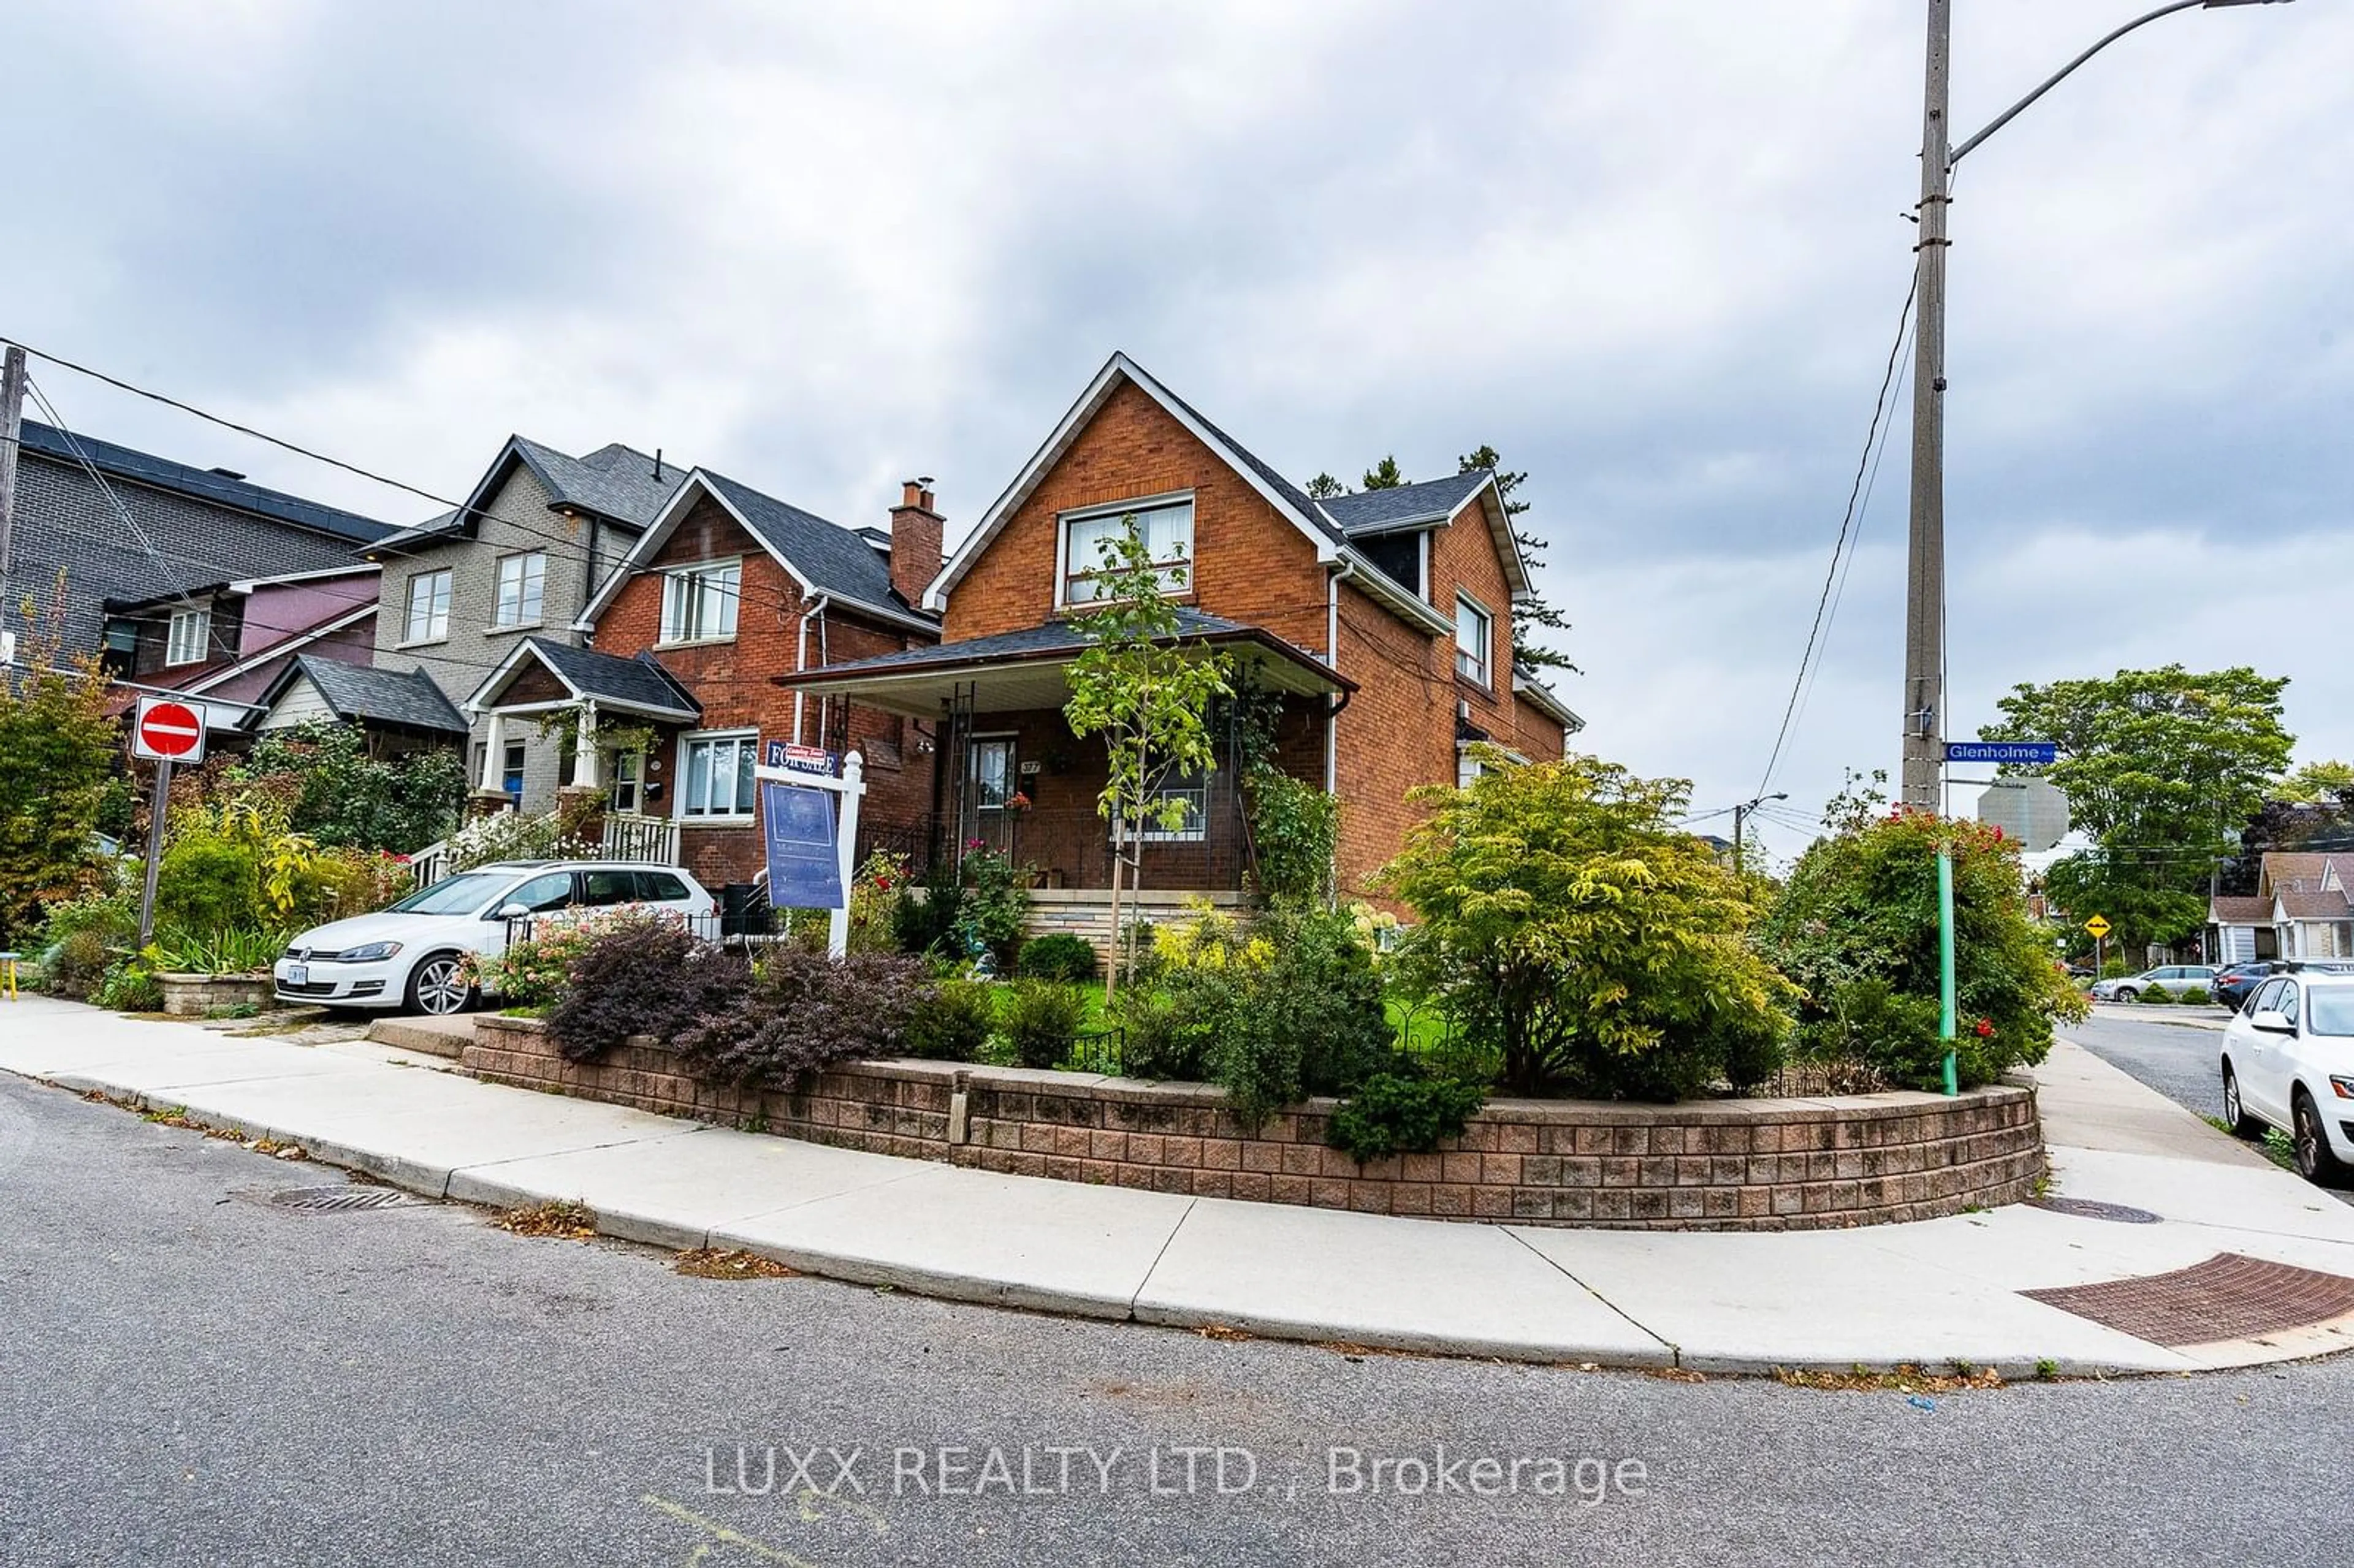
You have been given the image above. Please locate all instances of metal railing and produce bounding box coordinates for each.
[601,813,682,866]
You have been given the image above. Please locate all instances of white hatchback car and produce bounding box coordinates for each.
[2219,972,2354,1186]
[273,861,715,1016]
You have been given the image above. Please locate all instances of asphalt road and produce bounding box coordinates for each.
[6,1073,2354,1567]
[2064,1008,2233,1124]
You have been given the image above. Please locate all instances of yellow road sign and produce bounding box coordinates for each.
[2084,915,2112,940]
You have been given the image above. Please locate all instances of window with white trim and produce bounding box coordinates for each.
[678,731,758,820]
[165,607,211,666]
[493,552,547,627]
[1063,499,1194,606]
[1130,765,1208,843]
[405,569,451,644]
[1453,593,1493,688]
[660,560,741,643]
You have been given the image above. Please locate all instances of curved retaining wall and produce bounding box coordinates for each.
[466,1018,2044,1231]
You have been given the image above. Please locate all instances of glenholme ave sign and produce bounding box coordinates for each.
[1945,740,2057,766]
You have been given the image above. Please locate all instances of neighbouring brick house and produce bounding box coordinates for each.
[350,435,688,810]
[463,466,943,893]
[783,352,1580,933]
[3,419,394,668]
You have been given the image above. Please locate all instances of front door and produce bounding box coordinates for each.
[970,736,1016,856]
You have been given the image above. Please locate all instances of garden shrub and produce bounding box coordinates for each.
[230,721,466,855]
[443,809,595,874]
[91,958,163,1013]
[471,908,655,1009]
[904,978,995,1063]
[147,927,292,976]
[36,888,135,997]
[673,949,929,1092]
[546,918,752,1064]
[1720,1025,1788,1094]
[155,835,264,937]
[2179,985,2212,1007]
[893,860,968,958]
[45,929,114,1000]
[1112,978,1224,1083]
[2137,986,2170,1005]
[0,634,117,948]
[1383,751,1795,1101]
[1003,980,1084,1070]
[1327,1072,1488,1164]
[1244,767,1339,904]
[1018,933,1099,983]
[847,852,910,955]
[959,847,1032,963]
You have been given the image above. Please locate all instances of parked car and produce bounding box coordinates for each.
[2219,972,2354,1185]
[2215,959,2354,1013]
[273,861,715,1015]
[2088,964,2218,1002]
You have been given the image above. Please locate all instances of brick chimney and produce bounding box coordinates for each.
[888,477,944,608]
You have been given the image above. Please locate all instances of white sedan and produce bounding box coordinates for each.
[273,861,715,1015]
[2219,972,2354,1186]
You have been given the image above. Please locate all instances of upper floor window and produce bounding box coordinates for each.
[165,607,211,666]
[1062,498,1194,607]
[1454,593,1493,688]
[493,551,547,628]
[660,560,741,643]
[405,569,452,644]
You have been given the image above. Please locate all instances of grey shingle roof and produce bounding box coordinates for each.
[520,636,700,718]
[777,607,1307,680]
[517,438,687,528]
[19,421,394,543]
[1320,471,1492,535]
[703,470,918,617]
[285,656,469,734]
[370,437,690,555]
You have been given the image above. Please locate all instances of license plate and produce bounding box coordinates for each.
[286,964,308,986]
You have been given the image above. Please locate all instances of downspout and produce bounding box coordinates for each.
[1325,560,1351,795]
[792,594,829,745]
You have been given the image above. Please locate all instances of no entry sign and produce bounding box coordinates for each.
[133,696,208,763]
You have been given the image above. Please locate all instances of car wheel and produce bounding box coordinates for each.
[2291,1090,2350,1187]
[2115,986,2139,1003]
[2220,1064,2264,1140]
[405,952,477,1016]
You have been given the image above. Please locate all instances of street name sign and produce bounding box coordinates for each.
[1947,740,2057,766]
[132,696,207,763]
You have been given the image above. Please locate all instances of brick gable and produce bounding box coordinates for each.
[943,381,1328,655]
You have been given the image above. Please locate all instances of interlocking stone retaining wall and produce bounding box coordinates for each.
[467,1018,2044,1230]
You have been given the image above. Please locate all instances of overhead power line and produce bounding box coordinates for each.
[1754,270,1920,799]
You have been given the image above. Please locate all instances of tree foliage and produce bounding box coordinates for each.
[1062,519,1233,991]
[2276,759,2354,804]
[1381,751,1791,1100]
[1978,665,2293,952]
[1756,797,2085,1091]
[1455,444,1578,677]
[232,721,467,855]
[0,623,122,945]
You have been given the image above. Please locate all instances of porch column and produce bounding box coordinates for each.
[478,710,506,791]
[574,700,601,791]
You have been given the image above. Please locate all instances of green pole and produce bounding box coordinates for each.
[1938,847,1959,1095]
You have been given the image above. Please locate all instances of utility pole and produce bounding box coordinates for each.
[1731,791,1788,876]
[0,341,26,663]
[1900,0,1952,814]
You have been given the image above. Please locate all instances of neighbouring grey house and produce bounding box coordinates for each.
[2,419,394,668]
[356,435,688,813]
[254,653,470,759]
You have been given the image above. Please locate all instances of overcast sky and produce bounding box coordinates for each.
[5,0,2347,863]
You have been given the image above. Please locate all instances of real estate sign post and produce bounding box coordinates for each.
[755,741,864,959]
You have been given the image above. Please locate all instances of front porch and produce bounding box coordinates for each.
[777,609,1349,897]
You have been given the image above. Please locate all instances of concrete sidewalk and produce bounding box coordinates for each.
[7,995,2352,1376]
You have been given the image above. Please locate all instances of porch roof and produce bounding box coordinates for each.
[467,634,701,723]
[772,608,1353,718]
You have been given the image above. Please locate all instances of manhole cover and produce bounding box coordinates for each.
[2022,1252,2354,1348]
[2032,1196,2163,1224]
[268,1186,419,1214]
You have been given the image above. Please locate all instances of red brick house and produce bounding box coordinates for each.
[463,467,943,894]
[782,353,1580,926]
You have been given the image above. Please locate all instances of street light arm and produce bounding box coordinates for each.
[1949,0,2271,167]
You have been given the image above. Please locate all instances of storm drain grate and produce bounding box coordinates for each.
[268,1186,419,1214]
[2022,1252,2354,1347]
[2031,1196,2163,1224]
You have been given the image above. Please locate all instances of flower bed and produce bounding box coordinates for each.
[467,1016,2044,1231]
